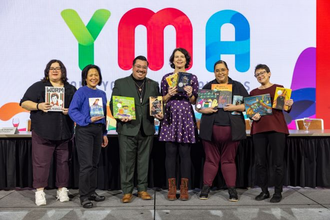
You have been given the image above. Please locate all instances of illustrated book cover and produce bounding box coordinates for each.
[244,94,272,118]
[89,97,104,117]
[196,89,220,109]
[211,84,232,108]
[45,86,64,112]
[165,73,178,87]
[231,95,244,115]
[177,72,192,92]
[112,96,136,120]
[149,96,163,116]
[272,87,292,111]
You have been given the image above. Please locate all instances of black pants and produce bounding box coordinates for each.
[75,124,103,201]
[165,142,191,179]
[253,132,286,194]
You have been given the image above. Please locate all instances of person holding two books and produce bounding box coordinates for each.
[20,59,76,206]
[159,48,199,201]
[197,60,248,201]
[68,64,108,208]
[250,64,293,203]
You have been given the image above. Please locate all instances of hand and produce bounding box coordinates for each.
[39,102,51,112]
[154,112,164,120]
[251,113,261,121]
[184,85,193,97]
[198,107,218,114]
[167,86,177,97]
[223,104,237,112]
[62,108,69,115]
[102,135,108,148]
[285,99,294,107]
[120,117,132,122]
[91,116,104,122]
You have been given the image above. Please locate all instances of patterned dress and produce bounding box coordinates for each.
[159,72,199,143]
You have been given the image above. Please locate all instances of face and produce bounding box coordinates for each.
[173,50,186,69]
[86,68,100,89]
[214,63,229,84]
[132,59,148,80]
[48,62,62,83]
[51,95,58,104]
[255,68,270,84]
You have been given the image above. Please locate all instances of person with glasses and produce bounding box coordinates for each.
[20,59,76,206]
[159,48,199,201]
[110,56,163,203]
[250,64,293,203]
[197,60,248,202]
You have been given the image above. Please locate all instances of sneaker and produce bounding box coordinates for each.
[228,187,238,202]
[35,190,46,206]
[199,185,210,200]
[57,187,70,202]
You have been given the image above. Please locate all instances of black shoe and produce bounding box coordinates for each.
[199,185,210,200]
[81,198,93,208]
[255,191,270,201]
[270,194,282,203]
[228,187,238,202]
[88,192,105,202]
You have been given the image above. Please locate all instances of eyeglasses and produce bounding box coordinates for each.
[50,67,61,71]
[254,70,267,78]
[216,68,228,73]
[134,65,148,70]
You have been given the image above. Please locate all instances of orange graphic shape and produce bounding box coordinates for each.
[0,102,29,121]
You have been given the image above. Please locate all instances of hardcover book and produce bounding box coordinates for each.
[272,87,292,111]
[89,97,104,117]
[211,84,232,108]
[196,89,220,109]
[112,96,136,120]
[244,94,272,118]
[177,72,192,92]
[149,96,163,116]
[45,86,65,112]
[165,73,178,87]
[231,95,244,115]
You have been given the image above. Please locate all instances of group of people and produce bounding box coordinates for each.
[20,48,293,208]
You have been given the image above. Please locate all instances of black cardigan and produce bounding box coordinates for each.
[199,77,249,141]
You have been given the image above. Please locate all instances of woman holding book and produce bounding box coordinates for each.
[20,59,76,206]
[159,48,199,201]
[250,64,293,203]
[197,60,248,201]
[68,64,108,208]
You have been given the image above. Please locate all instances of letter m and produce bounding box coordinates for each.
[118,8,193,71]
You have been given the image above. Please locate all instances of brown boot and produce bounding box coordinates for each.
[168,178,177,201]
[179,178,189,201]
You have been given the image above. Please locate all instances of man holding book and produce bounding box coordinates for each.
[110,55,163,203]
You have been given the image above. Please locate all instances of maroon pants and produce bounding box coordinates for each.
[31,131,70,189]
[202,125,239,187]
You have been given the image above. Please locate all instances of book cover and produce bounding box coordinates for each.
[149,96,163,116]
[165,73,178,87]
[231,95,244,115]
[272,87,292,111]
[244,94,272,118]
[112,96,136,120]
[196,89,220,109]
[89,97,104,117]
[45,86,65,112]
[211,84,232,108]
[177,72,192,92]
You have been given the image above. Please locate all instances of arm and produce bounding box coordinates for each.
[68,92,91,125]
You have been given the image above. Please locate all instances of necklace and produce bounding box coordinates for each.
[134,80,145,103]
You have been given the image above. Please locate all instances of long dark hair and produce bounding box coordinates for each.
[169,48,191,69]
[81,64,102,86]
[42,59,68,83]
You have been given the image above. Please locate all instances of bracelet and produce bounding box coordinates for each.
[36,103,39,110]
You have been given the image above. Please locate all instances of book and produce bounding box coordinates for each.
[89,97,104,117]
[149,96,163,116]
[272,87,292,111]
[244,94,272,118]
[112,96,136,120]
[196,89,220,109]
[177,72,192,92]
[45,86,65,112]
[165,73,178,87]
[211,84,232,108]
[231,95,244,115]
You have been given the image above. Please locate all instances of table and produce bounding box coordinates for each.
[1,130,330,190]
